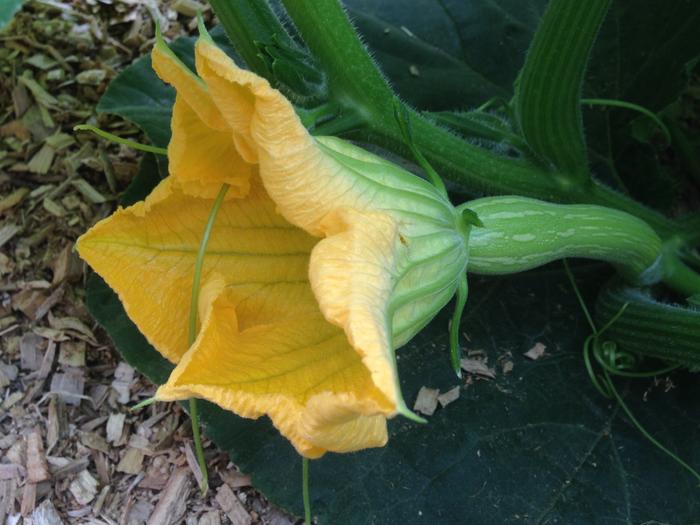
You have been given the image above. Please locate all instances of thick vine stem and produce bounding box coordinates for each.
[465,196,700,296]
[595,284,700,369]
[276,0,691,243]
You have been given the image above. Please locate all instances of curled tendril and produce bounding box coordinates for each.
[564,260,700,485]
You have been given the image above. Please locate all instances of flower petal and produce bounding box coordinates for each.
[193,36,455,237]
[156,281,393,457]
[76,178,316,363]
[152,38,254,198]
[309,208,469,417]
[168,96,253,199]
[308,208,408,414]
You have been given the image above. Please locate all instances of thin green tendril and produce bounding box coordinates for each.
[302,457,312,524]
[563,260,700,484]
[130,396,157,411]
[603,367,700,485]
[580,98,671,144]
[392,100,448,197]
[74,124,167,155]
[449,274,468,378]
[187,183,230,494]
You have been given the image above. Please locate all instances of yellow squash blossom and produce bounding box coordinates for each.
[77,29,470,458]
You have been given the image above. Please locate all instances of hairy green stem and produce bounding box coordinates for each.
[278,0,684,241]
[207,0,291,77]
[515,0,611,177]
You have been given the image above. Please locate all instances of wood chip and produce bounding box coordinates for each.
[147,468,191,525]
[460,358,496,379]
[12,289,46,320]
[198,510,222,525]
[106,413,126,444]
[71,178,106,203]
[26,428,50,483]
[117,448,144,475]
[79,432,110,454]
[92,451,110,485]
[46,397,61,453]
[28,144,56,174]
[437,386,460,408]
[0,478,18,523]
[58,341,86,367]
[184,441,205,491]
[21,480,37,515]
[0,187,30,215]
[0,464,24,480]
[0,363,18,389]
[49,368,85,405]
[69,470,98,505]
[413,386,439,416]
[111,362,134,404]
[219,469,251,489]
[51,245,82,285]
[20,333,45,370]
[139,456,170,491]
[216,484,252,525]
[33,284,65,321]
[524,342,546,360]
[0,224,21,249]
[29,498,64,525]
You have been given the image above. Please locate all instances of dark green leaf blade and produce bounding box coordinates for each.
[0,0,23,31]
[347,9,508,110]
[87,258,700,523]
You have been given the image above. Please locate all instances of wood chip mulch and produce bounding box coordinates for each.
[1,1,296,523]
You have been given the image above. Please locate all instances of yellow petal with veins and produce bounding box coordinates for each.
[77,177,395,456]
[151,38,254,198]
[76,177,315,363]
[194,37,454,235]
[168,96,253,199]
[309,208,407,413]
[156,282,392,457]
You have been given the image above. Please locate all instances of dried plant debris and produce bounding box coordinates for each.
[0,1,294,522]
[523,342,547,360]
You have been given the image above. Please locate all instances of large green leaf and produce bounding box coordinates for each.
[345,0,547,98]
[91,24,700,522]
[88,242,700,524]
[0,0,22,31]
[342,0,700,206]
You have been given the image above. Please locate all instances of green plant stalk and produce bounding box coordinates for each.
[186,183,231,494]
[207,0,292,77]
[74,125,167,155]
[596,285,700,369]
[467,197,661,279]
[466,196,700,296]
[276,0,682,240]
[302,458,311,524]
[515,0,611,177]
